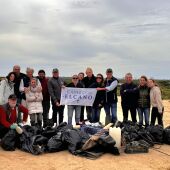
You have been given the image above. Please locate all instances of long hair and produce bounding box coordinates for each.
[6,72,16,83]
[96,73,104,87]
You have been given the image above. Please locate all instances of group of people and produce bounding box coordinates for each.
[0,65,164,139]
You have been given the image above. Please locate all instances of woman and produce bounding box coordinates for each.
[90,74,105,123]
[67,75,83,125]
[0,72,16,105]
[20,67,41,107]
[137,76,150,127]
[26,78,43,127]
[148,79,164,126]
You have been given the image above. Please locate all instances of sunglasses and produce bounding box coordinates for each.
[96,77,102,79]
[72,77,78,80]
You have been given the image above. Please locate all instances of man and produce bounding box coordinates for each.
[0,94,28,139]
[97,68,119,124]
[48,68,65,126]
[120,73,138,123]
[13,65,26,103]
[37,70,50,128]
[83,67,96,122]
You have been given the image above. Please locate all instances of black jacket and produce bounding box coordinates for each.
[14,73,26,99]
[120,82,138,107]
[104,77,118,104]
[83,75,96,88]
[90,82,105,108]
[67,82,83,88]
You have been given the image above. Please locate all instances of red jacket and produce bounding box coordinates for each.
[37,77,50,101]
[0,105,28,128]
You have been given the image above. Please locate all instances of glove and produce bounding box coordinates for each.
[10,123,17,129]
[16,126,23,134]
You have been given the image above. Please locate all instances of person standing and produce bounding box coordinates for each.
[0,72,16,105]
[67,75,83,125]
[120,73,138,123]
[148,79,164,126]
[26,78,43,127]
[48,68,65,126]
[78,72,85,122]
[0,94,28,139]
[83,67,96,122]
[13,65,26,103]
[19,67,41,107]
[37,70,50,128]
[90,74,105,123]
[137,76,150,127]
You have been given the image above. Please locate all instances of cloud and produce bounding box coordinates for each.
[0,0,170,79]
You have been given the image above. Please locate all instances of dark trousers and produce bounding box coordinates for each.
[52,100,65,125]
[122,105,137,123]
[0,124,9,139]
[42,100,50,127]
[86,106,92,122]
[80,106,84,122]
[151,107,163,126]
[92,107,101,123]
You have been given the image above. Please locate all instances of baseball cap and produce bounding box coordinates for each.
[53,68,59,73]
[8,94,17,100]
[106,68,113,73]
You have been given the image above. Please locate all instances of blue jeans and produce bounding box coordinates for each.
[92,107,101,123]
[68,105,81,125]
[137,107,150,126]
[104,103,117,125]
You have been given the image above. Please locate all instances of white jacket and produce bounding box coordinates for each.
[26,87,43,114]
[0,78,14,105]
[150,86,164,113]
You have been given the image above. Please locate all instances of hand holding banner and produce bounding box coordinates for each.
[60,87,97,106]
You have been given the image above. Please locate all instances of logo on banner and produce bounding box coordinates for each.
[60,87,97,106]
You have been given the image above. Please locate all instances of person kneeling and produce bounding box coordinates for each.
[0,94,28,139]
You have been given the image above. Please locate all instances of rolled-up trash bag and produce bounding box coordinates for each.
[109,127,121,148]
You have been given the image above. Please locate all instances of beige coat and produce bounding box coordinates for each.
[150,86,164,113]
[26,87,43,114]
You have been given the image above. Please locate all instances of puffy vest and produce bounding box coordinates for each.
[104,77,118,103]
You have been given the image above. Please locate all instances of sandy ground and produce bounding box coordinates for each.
[0,98,170,170]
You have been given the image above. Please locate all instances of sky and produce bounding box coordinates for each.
[0,0,170,79]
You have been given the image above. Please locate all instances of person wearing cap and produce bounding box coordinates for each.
[83,67,96,122]
[37,70,50,128]
[97,68,119,124]
[67,75,83,125]
[48,68,66,125]
[0,94,28,139]
[120,73,138,123]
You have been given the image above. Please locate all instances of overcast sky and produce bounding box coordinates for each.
[0,0,170,79]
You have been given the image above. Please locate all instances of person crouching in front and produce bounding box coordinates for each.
[26,78,43,127]
[0,94,28,139]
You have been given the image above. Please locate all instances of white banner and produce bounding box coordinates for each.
[60,87,97,106]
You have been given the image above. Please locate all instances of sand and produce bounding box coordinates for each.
[0,98,170,170]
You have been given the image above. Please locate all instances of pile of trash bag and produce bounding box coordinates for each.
[1,120,169,159]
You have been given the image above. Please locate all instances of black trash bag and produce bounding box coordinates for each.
[137,128,155,147]
[22,125,41,136]
[146,125,164,143]
[97,135,120,155]
[18,127,45,155]
[55,122,73,134]
[46,118,54,127]
[125,140,149,154]
[42,126,57,139]
[163,126,170,144]
[1,129,18,151]
[61,129,89,154]
[47,132,66,152]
